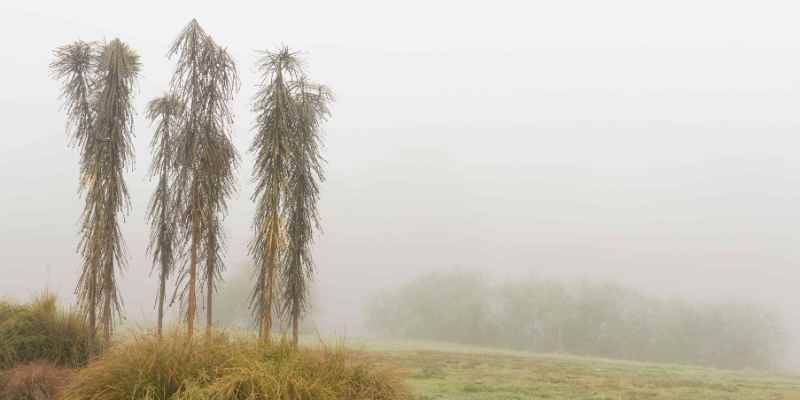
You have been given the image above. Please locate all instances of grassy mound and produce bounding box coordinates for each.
[0,294,93,369]
[61,332,410,400]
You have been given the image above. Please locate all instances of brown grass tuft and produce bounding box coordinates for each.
[0,362,74,400]
[60,331,410,400]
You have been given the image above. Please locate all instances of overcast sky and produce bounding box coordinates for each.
[2,0,800,358]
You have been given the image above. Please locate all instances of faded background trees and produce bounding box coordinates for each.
[365,270,787,370]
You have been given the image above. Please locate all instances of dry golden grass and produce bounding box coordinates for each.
[60,331,410,400]
[0,362,74,400]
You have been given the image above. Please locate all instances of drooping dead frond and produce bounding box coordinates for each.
[50,41,98,151]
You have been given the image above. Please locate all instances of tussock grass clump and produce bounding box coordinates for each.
[0,362,74,400]
[61,332,410,400]
[0,294,94,369]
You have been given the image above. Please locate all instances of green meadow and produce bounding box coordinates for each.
[356,339,800,400]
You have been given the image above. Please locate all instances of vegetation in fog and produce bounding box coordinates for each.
[207,264,319,334]
[166,19,239,337]
[0,294,95,369]
[373,341,800,399]
[51,39,140,348]
[145,95,182,338]
[365,270,787,369]
[249,48,331,345]
[281,75,331,346]
[59,332,409,400]
[249,48,297,341]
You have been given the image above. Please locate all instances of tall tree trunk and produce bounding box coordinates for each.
[87,275,97,357]
[102,236,114,344]
[156,170,168,340]
[187,187,198,338]
[157,272,166,338]
[292,308,299,347]
[258,273,267,340]
[102,293,112,344]
[205,210,217,336]
[206,256,213,336]
[262,257,275,340]
[259,220,277,342]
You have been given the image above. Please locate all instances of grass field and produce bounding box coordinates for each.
[351,339,800,400]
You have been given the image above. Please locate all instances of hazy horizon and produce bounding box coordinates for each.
[2,0,800,368]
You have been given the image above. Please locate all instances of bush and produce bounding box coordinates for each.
[0,362,73,400]
[61,332,410,400]
[0,294,94,369]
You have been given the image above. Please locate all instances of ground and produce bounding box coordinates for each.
[352,339,800,400]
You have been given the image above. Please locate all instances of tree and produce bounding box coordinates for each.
[167,19,239,337]
[249,48,300,341]
[145,94,182,338]
[281,75,332,346]
[51,41,97,350]
[249,48,331,345]
[51,38,140,349]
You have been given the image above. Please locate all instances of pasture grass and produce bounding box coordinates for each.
[354,338,800,400]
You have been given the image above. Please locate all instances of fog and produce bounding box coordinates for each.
[2,0,800,368]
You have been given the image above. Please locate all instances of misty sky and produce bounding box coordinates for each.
[1,0,800,348]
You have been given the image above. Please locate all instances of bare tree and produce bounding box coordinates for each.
[145,94,182,338]
[51,38,140,349]
[168,19,239,337]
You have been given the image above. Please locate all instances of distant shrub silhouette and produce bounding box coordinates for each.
[366,270,787,370]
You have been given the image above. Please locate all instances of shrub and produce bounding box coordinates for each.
[0,362,73,400]
[61,332,410,400]
[0,294,95,369]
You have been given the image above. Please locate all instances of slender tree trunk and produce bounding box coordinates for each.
[157,272,166,338]
[262,257,275,340]
[206,210,217,337]
[259,219,277,342]
[187,187,198,338]
[102,238,114,344]
[157,172,167,339]
[87,276,97,357]
[256,269,270,342]
[206,259,213,335]
[102,293,112,344]
[292,309,299,347]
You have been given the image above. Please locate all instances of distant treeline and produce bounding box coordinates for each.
[365,271,786,370]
